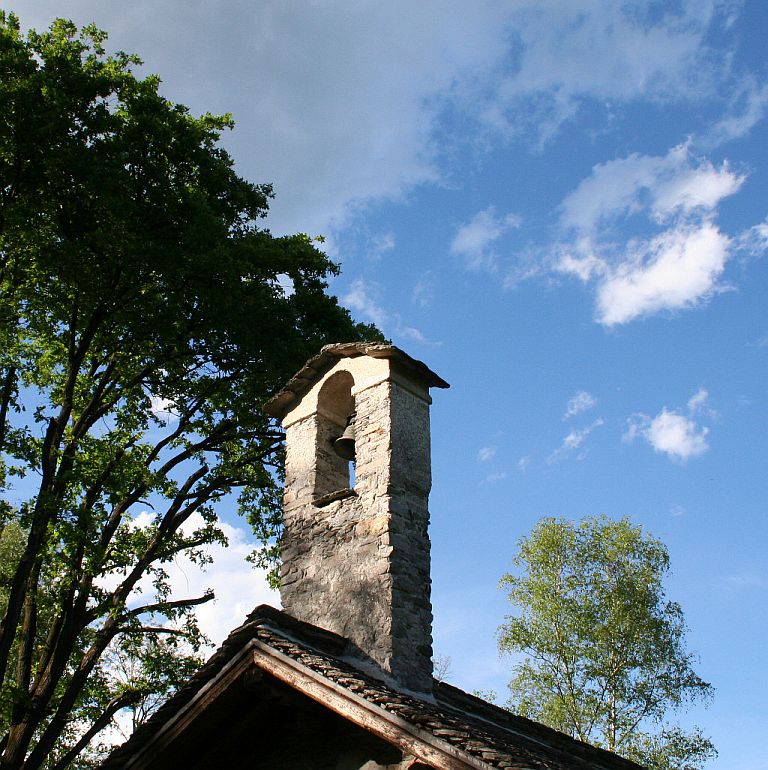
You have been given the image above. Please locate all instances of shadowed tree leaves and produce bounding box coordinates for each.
[0,12,380,768]
[498,516,716,770]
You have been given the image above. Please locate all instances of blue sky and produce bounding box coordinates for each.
[8,2,768,767]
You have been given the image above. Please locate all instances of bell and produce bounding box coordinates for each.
[333,412,356,461]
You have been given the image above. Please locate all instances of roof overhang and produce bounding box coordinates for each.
[264,343,449,420]
[122,632,490,770]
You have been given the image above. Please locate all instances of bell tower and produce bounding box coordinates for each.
[265,343,448,693]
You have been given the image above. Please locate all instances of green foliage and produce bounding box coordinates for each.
[0,12,381,768]
[498,516,716,770]
[0,520,25,617]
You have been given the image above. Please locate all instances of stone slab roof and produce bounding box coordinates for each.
[101,605,645,770]
[264,342,450,420]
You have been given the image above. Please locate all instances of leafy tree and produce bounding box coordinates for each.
[0,13,380,768]
[498,516,716,770]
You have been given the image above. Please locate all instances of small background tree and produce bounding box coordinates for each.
[498,516,716,770]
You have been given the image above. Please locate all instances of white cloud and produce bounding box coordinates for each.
[451,207,521,271]
[11,0,511,239]
[275,273,295,297]
[548,418,604,463]
[557,144,745,325]
[191,521,279,646]
[398,326,428,344]
[483,471,508,484]
[159,515,278,646]
[564,391,597,419]
[12,3,757,335]
[517,456,531,472]
[9,0,745,242]
[651,160,744,221]
[625,389,712,461]
[561,144,744,233]
[557,252,606,282]
[149,395,179,424]
[648,410,709,459]
[128,511,154,530]
[99,513,278,647]
[561,152,669,234]
[594,223,730,325]
[477,446,496,463]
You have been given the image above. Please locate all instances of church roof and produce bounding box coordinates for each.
[101,605,644,770]
[263,342,449,419]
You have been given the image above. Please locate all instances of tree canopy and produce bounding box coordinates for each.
[498,516,715,770]
[0,13,380,768]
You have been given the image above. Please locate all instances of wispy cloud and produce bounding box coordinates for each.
[477,446,496,463]
[451,206,521,271]
[716,573,768,591]
[477,0,729,140]
[412,273,435,308]
[737,218,768,257]
[517,456,531,472]
[483,471,508,484]
[625,389,712,462]
[564,391,597,420]
[368,230,396,261]
[342,277,428,344]
[343,278,390,329]
[548,418,604,463]
[687,387,716,417]
[706,76,768,146]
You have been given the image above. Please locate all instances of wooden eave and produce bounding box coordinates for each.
[121,642,257,769]
[122,634,491,770]
[249,635,494,770]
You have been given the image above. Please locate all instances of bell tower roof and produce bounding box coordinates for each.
[264,342,449,420]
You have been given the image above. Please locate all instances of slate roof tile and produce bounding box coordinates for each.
[101,605,645,770]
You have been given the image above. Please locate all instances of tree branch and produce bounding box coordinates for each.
[124,592,214,619]
[48,690,142,770]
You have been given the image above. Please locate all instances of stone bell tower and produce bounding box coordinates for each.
[264,343,448,693]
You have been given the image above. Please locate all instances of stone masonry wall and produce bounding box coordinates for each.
[386,383,433,689]
[279,369,434,694]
